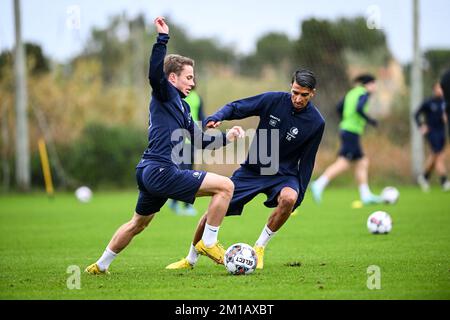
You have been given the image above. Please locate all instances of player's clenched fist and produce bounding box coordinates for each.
[154,16,169,34]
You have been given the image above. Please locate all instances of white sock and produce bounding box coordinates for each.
[314,175,329,191]
[359,184,372,200]
[186,243,199,265]
[96,247,117,271]
[202,223,220,247]
[255,225,277,248]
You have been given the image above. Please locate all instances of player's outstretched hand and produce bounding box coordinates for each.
[206,121,222,129]
[154,16,169,34]
[226,126,245,141]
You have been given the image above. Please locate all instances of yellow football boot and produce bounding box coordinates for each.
[254,246,265,269]
[165,258,194,270]
[84,263,109,275]
[194,240,225,264]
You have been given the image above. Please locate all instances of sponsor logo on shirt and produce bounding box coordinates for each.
[269,115,281,127]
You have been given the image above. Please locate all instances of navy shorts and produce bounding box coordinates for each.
[227,167,301,216]
[135,164,206,216]
[427,130,446,154]
[338,130,364,161]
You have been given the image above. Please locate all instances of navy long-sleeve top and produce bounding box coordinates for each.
[137,33,226,168]
[206,92,325,197]
[414,97,446,132]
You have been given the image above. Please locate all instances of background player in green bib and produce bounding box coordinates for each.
[311,74,382,205]
[168,88,205,216]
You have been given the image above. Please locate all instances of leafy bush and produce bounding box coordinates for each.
[60,123,147,188]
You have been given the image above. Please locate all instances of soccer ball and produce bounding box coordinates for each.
[367,211,392,234]
[224,243,258,275]
[75,186,92,203]
[381,186,400,204]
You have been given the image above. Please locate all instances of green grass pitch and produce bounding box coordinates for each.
[0,187,449,300]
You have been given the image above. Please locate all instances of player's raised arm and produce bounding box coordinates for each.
[148,17,170,100]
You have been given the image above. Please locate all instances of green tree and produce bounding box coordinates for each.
[240,32,294,76]
[424,49,450,94]
[0,42,49,78]
[292,17,391,139]
[334,17,390,63]
[404,49,450,96]
[61,123,146,188]
[294,18,349,133]
[80,14,235,85]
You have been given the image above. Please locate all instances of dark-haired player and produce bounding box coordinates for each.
[166,69,325,270]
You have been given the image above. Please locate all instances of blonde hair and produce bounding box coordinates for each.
[164,54,194,76]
